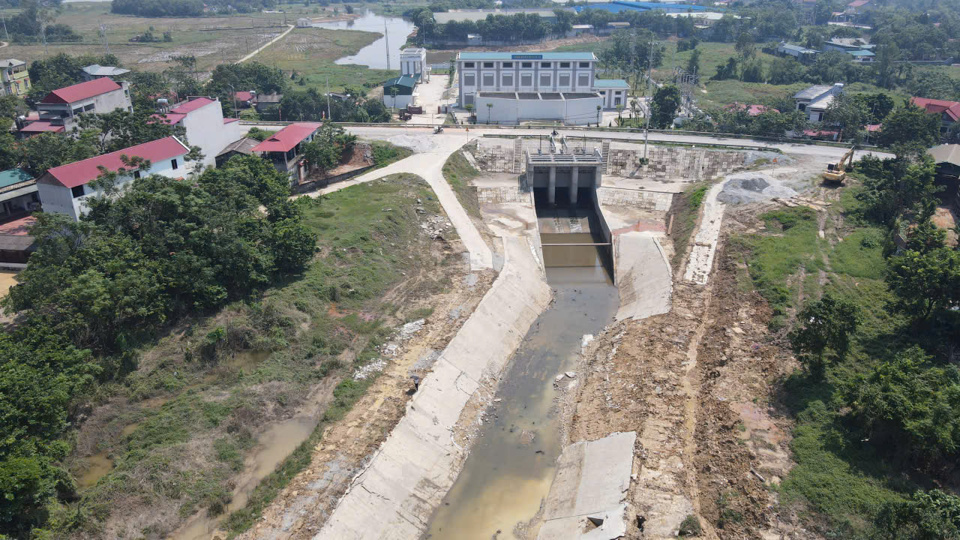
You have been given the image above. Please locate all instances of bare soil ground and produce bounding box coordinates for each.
[564,183,832,538]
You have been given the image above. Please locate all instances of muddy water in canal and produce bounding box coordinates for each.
[426,209,618,539]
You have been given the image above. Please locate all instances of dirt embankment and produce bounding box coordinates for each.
[566,194,819,538]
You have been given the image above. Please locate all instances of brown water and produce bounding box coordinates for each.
[78,452,114,489]
[425,232,617,539]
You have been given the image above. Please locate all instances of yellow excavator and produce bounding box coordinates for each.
[823,147,855,184]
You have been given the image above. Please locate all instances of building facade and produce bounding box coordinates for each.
[37,137,191,221]
[456,51,627,124]
[400,48,429,82]
[383,75,418,110]
[794,83,844,122]
[26,78,133,135]
[154,97,245,168]
[0,59,30,97]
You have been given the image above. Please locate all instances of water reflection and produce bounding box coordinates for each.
[313,11,415,70]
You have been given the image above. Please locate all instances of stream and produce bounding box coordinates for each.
[426,201,618,539]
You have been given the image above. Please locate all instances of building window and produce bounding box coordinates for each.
[521,62,532,68]
[578,74,590,87]
[464,74,476,86]
[84,104,95,111]
[541,62,551,68]
[502,73,514,86]
[579,62,590,68]
[521,74,533,87]
[558,74,570,87]
[72,108,83,116]
[502,62,513,68]
[134,171,141,179]
[483,62,494,68]
[71,186,84,198]
[540,73,551,87]
[171,159,178,170]
[482,73,495,87]
[560,62,570,68]
[464,62,475,68]
[615,96,622,106]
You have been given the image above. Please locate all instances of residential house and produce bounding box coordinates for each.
[794,83,844,122]
[82,65,131,81]
[594,79,629,109]
[215,137,260,168]
[822,38,875,56]
[776,42,819,63]
[383,75,419,110]
[22,78,132,136]
[254,93,282,114]
[251,122,322,184]
[0,168,39,220]
[848,49,875,63]
[0,59,30,97]
[37,136,191,221]
[910,97,960,130]
[154,96,245,168]
[234,91,256,109]
[0,216,37,265]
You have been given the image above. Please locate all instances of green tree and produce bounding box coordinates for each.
[855,156,940,225]
[845,347,960,465]
[823,93,869,143]
[686,48,701,79]
[735,32,756,61]
[873,490,960,540]
[789,294,861,377]
[887,245,960,321]
[15,131,98,177]
[650,85,681,129]
[878,104,942,152]
[766,57,806,85]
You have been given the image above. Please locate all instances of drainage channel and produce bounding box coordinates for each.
[425,190,617,539]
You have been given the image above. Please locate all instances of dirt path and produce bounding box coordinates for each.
[236,24,294,64]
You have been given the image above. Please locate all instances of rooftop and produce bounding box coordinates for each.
[384,75,419,89]
[0,59,25,68]
[911,97,960,122]
[41,136,190,189]
[594,78,629,89]
[170,96,218,114]
[83,64,131,77]
[234,91,255,102]
[0,169,34,190]
[435,8,568,23]
[928,144,960,167]
[794,84,839,100]
[41,78,122,105]
[217,137,260,157]
[459,51,596,61]
[779,43,819,54]
[251,122,322,154]
[19,121,65,134]
[0,216,36,236]
[848,49,875,56]
[575,1,711,14]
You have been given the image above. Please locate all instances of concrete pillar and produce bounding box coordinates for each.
[548,166,556,205]
[570,167,579,204]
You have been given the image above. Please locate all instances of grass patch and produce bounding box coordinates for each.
[370,141,413,168]
[256,27,395,93]
[669,181,710,270]
[442,148,482,220]
[65,174,459,536]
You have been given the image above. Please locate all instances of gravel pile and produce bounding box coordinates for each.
[718,174,798,204]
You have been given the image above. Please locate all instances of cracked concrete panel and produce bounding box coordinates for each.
[684,180,727,285]
[314,237,551,540]
[615,233,672,322]
[538,432,637,540]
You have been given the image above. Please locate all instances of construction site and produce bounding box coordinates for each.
[201,127,882,540]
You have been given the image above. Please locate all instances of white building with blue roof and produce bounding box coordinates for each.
[456,51,628,124]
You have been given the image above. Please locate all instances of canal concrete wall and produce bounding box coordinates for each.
[314,235,551,540]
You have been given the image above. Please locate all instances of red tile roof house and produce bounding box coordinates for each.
[22,78,133,136]
[153,96,245,168]
[251,123,322,184]
[36,137,191,221]
[910,97,960,130]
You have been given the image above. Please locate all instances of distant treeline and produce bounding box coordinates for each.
[111,0,276,17]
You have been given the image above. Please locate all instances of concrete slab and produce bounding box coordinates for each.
[314,236,551,540]
[683,180,727,285]
[614,233,672,322]
[537,432,637,540]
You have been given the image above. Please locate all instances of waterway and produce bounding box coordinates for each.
[313,11,414,70]
[425,197,617,539]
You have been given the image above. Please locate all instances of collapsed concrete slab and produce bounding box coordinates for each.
[537,431,637,540]
[313,236,551,540]
[614,233,672,321]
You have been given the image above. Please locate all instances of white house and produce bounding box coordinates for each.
[794,83,844,122]
[23,78,132,135]
[399,47,429,82]
[37,137,191,221]
[154,97,245,168]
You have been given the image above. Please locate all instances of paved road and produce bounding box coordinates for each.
[297,127,495,271]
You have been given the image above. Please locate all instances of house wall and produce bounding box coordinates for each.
[473,94,602,125]
[38,153,188,221]
[38,83,133,121]
[180,101,245,168]
[458,56,596,107]
[384,94,414,109]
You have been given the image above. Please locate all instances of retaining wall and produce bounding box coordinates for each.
[607,146,747,181]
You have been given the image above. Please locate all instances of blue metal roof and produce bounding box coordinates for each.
[458,52,596,61]
[594,79,630,89]
[575,1,711,14]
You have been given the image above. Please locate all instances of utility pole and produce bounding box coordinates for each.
[384,20,391,70]
[326,75,331,121]
[1,11,9,43]
[100,22,110,55]
[644,41,655,161]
